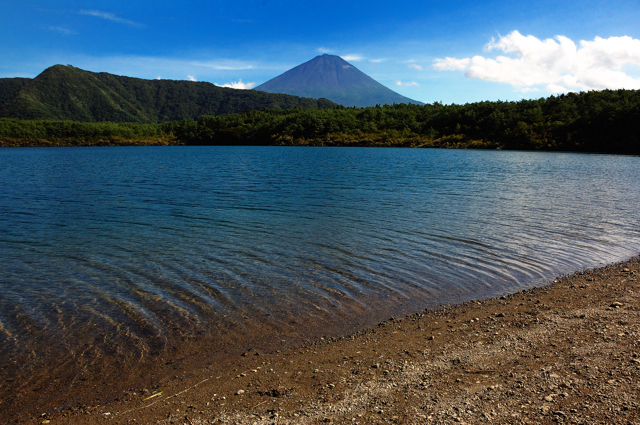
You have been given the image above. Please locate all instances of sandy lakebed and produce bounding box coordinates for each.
[13,254,640,425]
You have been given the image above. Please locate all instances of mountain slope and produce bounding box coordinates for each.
[0,65,337,123]
[0,78,29,105]
[254,54,423,107]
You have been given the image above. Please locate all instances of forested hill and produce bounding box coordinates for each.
[0,78,29,104]
[0,65,337,123]
[166,88,640,153]
[1,89,639,154]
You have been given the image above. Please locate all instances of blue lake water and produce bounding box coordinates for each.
[1,146,639,412]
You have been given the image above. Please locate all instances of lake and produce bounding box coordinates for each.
[1,146,639,417]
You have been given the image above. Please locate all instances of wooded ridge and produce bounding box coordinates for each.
[1,88,638,154]
[0,65,337,123]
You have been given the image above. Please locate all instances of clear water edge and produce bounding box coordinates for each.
[0,146,639,414]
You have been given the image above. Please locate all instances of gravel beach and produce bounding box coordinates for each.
[18,255,640,424]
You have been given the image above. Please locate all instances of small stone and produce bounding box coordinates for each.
[610,302,623,308]
[235,390,245,395]
[544,395,555,402]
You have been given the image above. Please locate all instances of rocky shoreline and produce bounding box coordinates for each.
[23,255,640,424]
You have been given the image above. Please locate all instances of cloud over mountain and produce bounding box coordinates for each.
[434,31,640,93]
[215,79,256,89]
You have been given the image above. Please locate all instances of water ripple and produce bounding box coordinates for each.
[0,146,639,407]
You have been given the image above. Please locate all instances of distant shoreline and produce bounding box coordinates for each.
[2,88,640,154]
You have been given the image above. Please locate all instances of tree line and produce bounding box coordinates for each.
[2,89,639,154]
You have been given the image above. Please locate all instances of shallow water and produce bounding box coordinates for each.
[1,146,639,415]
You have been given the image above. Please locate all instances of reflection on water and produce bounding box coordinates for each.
[0,146,639,415]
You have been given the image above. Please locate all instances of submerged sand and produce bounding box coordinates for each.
[15,255,640,424]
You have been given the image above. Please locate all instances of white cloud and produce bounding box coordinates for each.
[156,76,161,80]
[396,80,419,87]
[318,47,334,54]
[546,84,569,94]
[433,31,640,93]
[48,26,77,35]
[433,57,470,71]
[188,75,197,82]
[78,10,144,27]
[369,58,387,64]
[408,64,423,70]
[342,54,365,62]
[215,79,256,89]
[47,54,261,82]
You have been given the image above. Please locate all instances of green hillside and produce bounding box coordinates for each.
[0,78,29,104]
[3,89,639,154]
[0,65,337,123]
[162,89,640,153]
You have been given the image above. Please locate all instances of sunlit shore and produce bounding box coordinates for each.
[15,254,640,424]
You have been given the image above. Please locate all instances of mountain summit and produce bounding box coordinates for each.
[254,54,423,107]
[0,65,336,123]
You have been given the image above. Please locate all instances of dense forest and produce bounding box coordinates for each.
[0,65,337,123]
[0,118,174,147]
[1,89,639,154]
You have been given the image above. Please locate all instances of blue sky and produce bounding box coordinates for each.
[2,0,640,104]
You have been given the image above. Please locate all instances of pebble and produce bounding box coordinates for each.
[235,390,245,395]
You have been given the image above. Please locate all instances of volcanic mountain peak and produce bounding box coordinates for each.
[254,54,423,108]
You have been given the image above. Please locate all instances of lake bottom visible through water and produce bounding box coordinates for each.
[0,146,639,421]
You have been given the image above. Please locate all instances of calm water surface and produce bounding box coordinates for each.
[1,146,639,410]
